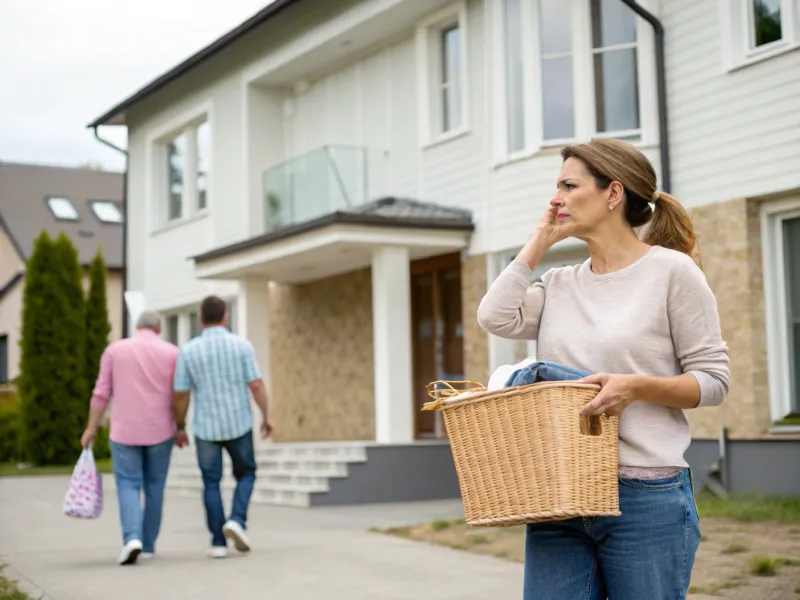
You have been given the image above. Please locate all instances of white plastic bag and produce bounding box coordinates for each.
[63,445,104,519]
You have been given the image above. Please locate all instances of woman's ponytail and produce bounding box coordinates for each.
[645,192,699,261]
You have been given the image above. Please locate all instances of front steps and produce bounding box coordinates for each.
[166,441,368,508]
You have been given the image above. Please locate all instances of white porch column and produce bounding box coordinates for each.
[371,246,414,444]
[238,276,272,395]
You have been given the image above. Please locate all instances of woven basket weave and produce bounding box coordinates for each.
[423,380,621,526]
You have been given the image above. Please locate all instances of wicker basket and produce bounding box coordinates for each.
[423,380,621,526]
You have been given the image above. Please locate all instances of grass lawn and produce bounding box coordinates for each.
[0,566,37,600]
[376,492,800,600]
[0,458,112,478]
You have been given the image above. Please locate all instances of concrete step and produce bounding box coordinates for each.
[165,442,368,507]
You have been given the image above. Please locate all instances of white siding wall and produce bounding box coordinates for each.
[664,0,800,207]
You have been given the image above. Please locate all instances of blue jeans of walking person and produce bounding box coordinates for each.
[195,430,257,548]
[523,468,701,599]
[110,437,174,554]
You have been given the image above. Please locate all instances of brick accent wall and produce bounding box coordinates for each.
[268,268,375,442]
[461,253,489,385]
[688,198,771,439]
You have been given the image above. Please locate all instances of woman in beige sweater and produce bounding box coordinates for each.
[477,138,729,600]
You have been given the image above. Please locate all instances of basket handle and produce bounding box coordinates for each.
[422,380,487,411]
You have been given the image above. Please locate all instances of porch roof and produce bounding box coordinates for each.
[191,197,474,284]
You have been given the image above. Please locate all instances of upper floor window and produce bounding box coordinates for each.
[721,0,799,70]
[416,2,470,146]
[492,0,651,160]
[160,118,211,224]
[47,196,78,220]
[90,201,123,224]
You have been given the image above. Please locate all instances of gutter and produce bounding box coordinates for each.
[92,127,130,338]
[619,0,671,193]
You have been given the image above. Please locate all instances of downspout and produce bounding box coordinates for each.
[92,127,130,338]
[619,0,671,193]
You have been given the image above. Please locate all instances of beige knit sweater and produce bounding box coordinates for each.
[477,245,730,469]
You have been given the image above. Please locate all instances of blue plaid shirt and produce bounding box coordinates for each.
[173,326,261,441]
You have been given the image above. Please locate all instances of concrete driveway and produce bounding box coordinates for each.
[0,476,522,599]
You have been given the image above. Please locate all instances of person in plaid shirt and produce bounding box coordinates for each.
[172,295,272,559]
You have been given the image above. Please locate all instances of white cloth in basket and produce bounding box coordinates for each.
[487,357,536,391]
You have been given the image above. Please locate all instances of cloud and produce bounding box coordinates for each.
[0,0,272,171]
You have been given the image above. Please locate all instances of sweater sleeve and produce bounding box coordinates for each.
[667,255,731,407]
[477,260,547,340]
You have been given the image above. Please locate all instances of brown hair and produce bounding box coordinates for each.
[561,138,697,258]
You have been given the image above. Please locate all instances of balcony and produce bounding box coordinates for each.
[263,145,390,233]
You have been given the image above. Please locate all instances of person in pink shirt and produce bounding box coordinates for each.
[80,310,180,566]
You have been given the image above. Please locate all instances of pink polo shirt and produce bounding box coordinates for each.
[90,328,179,446]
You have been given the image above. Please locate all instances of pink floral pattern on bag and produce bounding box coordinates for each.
[63,446,103,519]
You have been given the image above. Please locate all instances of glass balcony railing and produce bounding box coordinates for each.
[262,145,390,233]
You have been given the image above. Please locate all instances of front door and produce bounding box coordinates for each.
[410,253,464,438]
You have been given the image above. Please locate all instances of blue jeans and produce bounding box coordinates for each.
[110,438,173,553]
[523,468,701,599]
[505,360,590,388]
[195,430,257,547]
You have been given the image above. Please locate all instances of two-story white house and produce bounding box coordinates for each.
[89,0,800,505]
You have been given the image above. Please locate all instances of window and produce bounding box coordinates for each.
[750,0,783,49]
[783,216,800,415]
[196,121,210,211]
[47,197,79,220]
[165,315,179,345]
[90,201,123,223]
[189,311,201,339]
[762,199,800,422]
[493,0,651,160]
[720,0,799,70]
[539,0,575,141]
[590,0,640,135]
[0,335,7,384]
[160,119,210,224]
[226,300,238,334]
[416,3,469,145]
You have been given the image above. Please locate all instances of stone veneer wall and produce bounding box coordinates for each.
[688,198,771,439]
[461,254,489,385]
[268,268,375,442]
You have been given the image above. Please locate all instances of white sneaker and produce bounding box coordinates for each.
[118,539,143,565]
[222,520,251,553]
[207,546,228,559]
[140,552,154,560]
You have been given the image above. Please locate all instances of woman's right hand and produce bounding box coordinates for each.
[535,205,566,248]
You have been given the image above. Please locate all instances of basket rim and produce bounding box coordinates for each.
[438,380,601,409]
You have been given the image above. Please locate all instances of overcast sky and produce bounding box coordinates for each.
[0,0,273,172]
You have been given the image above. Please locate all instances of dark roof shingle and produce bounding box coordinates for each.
[0,162,124,268]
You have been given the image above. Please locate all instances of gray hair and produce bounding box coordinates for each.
[136,310,161,331]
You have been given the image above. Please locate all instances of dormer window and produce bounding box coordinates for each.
[91,201,123,223]
[47,197,79,220]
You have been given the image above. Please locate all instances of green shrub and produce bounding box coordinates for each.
[85,249,111,461]
[18,231,87,465]
[0,395,21,462]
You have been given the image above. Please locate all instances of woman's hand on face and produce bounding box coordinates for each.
[578,373,640,417]
[535,205,566,248]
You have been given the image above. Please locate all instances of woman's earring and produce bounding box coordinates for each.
[609,204,614,210]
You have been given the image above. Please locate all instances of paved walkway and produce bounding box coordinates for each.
[0,476,522,599]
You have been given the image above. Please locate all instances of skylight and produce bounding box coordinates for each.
[91,201,123,223]
[47,197,78,220]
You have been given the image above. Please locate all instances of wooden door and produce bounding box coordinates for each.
[410,254,465,438]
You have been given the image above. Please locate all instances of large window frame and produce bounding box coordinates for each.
[490,0,658,164]
[415,2,471,148]
[761,197,800,424]
[147,104,212,231]
[719,0,800,71]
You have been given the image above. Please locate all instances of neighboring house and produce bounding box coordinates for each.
[0,162,124,384]
[89,0,800,503]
